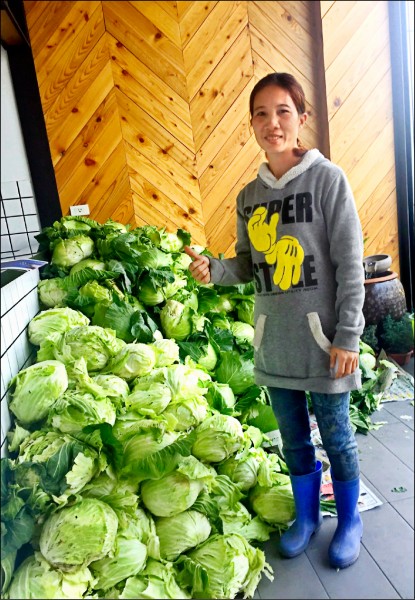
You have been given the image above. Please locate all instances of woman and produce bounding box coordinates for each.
[185,73,365,570]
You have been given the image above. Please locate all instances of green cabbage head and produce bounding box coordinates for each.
[156,509,211,561]
[192,414,244,463]
[104,343,156,380]
[48,389,117,433]
[160,299,193,341]
[237,298,255,326]
[37,325,125,372]
[249,474,295,525]
[28,307,90,346]
[197,341,218,371]
[150,338,180,367]
[217,453,259,492]
[112,558,191,599]
[51,235,94,268]
[179,533,272,599]
[38,277,70,308]
[231,321,255,346]
[162,396,208,431]
[125,383,172,417]
[69,258,106,275]
[137,276,165,306]
[90,529,147,590]
[91,373,130,400]
[39,498,118,570]
[8,360,68,426]
[16,429,104,499]
[7,552,95,600]
[140,456,213,517]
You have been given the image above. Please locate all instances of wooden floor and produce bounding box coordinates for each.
[255,358,414,600]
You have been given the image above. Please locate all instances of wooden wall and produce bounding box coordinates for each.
[23,0,398,268]
[321,0,399,272]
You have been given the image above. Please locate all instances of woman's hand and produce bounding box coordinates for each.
[330,346,359,378]
[184,246,211,284]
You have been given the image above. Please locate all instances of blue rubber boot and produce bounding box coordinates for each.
[328,474,363,569]
[279,461,323,558]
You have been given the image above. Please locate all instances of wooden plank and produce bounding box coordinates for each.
[75,143,129,213]
[179,1,218,47]
[129,1,181,47]
[347,121,396,204]
[331,68,393,166]
[24,0,49,30]
[202,134,260,223]
[92,167,134,226]
[184,1,248,100]
[208,218,237,257]
[28,1,74,57]
[59,111,123,208]
[38,4,105,112]
[336,112,394,189]
[190,26,253,151]
[328,44,392,139]
[325,2,388,97]
[44,33,109,135]
[176,1,194,19]
[115,89,197,177]
[274,1,315,36]
[103,0,188,100]
[120,106,201,203]
[320,0,336,19]
[155,1,179,20]
[23,1,37,16]
[364,201,398,265]
[358,175,397,260]
[361,191,396,240]
[110,63,194,153]
[125,141,204,225]
[49,61,114,167]
[199,116,252,196]
[55,91,118,189]
[248,2,314,83]
[357,166,395,218]
[205,151,263,255]
[249,24,316,105]
[195,80,252,176]
[33,1,101,84]
[131,189,181,233]
[256,1,315,61]
[130,180,206,245]
[106,33,192,138]
[322,0,379,70]
[111,66,195,152]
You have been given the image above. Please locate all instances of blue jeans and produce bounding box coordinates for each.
[268,387,360,481]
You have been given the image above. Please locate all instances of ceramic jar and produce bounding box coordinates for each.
[363,271,407,326]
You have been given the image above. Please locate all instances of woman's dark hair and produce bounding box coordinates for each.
[249,73,307,117]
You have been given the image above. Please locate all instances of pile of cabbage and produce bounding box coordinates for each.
[1,217,296,600]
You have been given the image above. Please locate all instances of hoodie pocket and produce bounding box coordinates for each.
[254,312,332,378]
[253,314,267,351]
[306,312,332,355]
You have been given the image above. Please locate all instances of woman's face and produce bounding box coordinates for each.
[251,85,307,156]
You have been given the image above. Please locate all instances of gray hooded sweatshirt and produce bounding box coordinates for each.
[209,149,365,394]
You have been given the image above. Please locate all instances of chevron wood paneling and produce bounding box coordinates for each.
[321,0,399,274]
[23,1,399,268]
[185,0,328,256]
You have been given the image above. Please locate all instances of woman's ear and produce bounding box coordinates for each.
[299,113,308,128]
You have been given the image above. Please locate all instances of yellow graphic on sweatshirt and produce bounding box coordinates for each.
[248,207,305,291]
